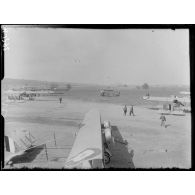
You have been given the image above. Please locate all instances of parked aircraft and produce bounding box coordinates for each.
[64,109,113,169]
[21,90,55,97]
[143,94,190,104]
[143,93,191,115]
[4,109,117,168]
[4,90,25,103]
[4,89,56,103]
[4,132,56,166]
[180,91,190,95]
[100,89,120,97]
[4,132,36,166]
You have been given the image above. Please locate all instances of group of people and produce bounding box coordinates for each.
[123,104,167,127]
[59,97,167,127]
[123,105,135,116]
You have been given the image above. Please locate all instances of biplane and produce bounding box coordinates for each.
[4,109,113,169]
[143,93,191,115]
[4,133,36,166]
[64,109,113,169]
[100,89,120,97]
[4,132,54,166]
[180,91,190,95]
[4,90,26,102]
[4,89,55,103]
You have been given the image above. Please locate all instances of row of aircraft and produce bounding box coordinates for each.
[143,91,191,116]
[4,89,55,103]
[4,109,114,169]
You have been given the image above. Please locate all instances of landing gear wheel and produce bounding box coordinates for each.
[104,151,111,164]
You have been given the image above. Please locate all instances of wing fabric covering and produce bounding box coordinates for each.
[65,109,103,169]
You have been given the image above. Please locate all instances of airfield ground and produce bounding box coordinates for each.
[3,94,191,169]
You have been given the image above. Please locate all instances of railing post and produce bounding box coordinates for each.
[54,132,57,147]
[45,144,48,161]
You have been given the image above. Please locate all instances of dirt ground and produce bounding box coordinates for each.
[3,97,191,169]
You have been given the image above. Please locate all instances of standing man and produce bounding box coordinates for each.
[59,97,62,103]
[129,105,135,116]
[160,114,166,127]
[123,105,127,116]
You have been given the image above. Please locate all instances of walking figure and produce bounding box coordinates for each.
[123,105,127,116]
[59,97,62,103]
[160,114,166,127]
[129,105,135,116]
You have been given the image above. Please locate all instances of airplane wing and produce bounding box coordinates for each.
[143,96,190,104]
[4,135,64,166]
[64,109,103,169]
[180,91,190,95]
[4,151,25,164]
[4,90,25,95]
[4,135,25,164]
[143,96,174,102]
[177,97,191,103]
[24,90,54,94]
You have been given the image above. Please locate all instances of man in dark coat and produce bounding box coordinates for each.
[160,114,166,127]
[129,105,135,116]
[123,105,127,116]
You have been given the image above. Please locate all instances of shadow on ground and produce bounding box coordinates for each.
[106,125,135,169]
[9,144,45,165]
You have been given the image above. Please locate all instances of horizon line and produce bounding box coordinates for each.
[3,77,190,87]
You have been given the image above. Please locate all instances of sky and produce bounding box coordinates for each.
[4,27,190,85]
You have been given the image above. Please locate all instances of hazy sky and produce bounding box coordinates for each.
[4,27,190,85]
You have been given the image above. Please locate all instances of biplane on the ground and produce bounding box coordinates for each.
[4,109,114,169]
[180,91,190,95]
[143,93,191,115]
[4,89,55,103]
[4,90,26,102]
[4,132,57,167]
[100,89,120,97]
[4,133,36,166]
[64,109,113,169]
